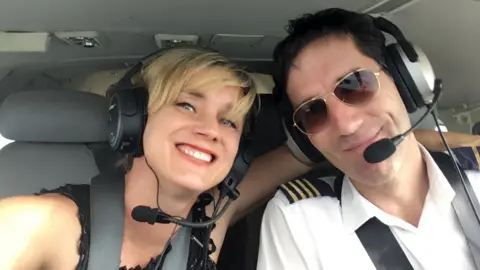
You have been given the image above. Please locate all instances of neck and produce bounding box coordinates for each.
[123,157,198,248]
[353,137,429,226]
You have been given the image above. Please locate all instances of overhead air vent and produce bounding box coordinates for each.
[154,34,199,49]
[360,0,420,15]
[54,31,105,48]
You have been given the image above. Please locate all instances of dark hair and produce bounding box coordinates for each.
[273,8,388,101]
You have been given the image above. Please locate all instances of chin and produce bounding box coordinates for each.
[344,154,393,181]
[171,173,218,194]
[366,156,398,181]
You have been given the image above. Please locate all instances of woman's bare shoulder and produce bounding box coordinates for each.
[1,192,79,211]
[0,194,82,269]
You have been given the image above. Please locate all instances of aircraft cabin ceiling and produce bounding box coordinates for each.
[0,0,382,34]
[0,0,479,111]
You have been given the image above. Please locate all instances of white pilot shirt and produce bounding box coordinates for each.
[257,145,480,270]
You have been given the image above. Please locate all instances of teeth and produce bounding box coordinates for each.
[180,147,213,162]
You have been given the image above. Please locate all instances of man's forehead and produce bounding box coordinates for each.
[287,37,375,94]
[286,44,349,96]
[291,36,359,71]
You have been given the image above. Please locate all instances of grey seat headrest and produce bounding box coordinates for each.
[0,90,109,143]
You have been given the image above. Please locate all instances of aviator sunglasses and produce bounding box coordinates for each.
[293,68,381,135]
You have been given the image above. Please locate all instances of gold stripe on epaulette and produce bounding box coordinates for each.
[301,178,320,197]
[472,146,480,167]
[294,179,313,198]
[287,181,307,200]
[280,183,299,202]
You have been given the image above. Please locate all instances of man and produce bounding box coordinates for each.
[257,8,480,270]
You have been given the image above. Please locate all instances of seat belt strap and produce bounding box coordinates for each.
[87,144,125,270]
[332,176,415,269]
[356,217,414,270]
[430,152,480,269]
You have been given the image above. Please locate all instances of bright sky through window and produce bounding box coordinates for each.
[0,133,12,150]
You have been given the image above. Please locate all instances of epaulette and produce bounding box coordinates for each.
[452,146,480,171]
[279,146,480,205]
[279,175,337,204]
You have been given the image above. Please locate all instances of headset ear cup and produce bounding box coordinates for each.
[107,91,123,151]
[107,87,148,157]
[243,94,261,138]
[219,94,262,198]
[384,45,418,113]
[280,100,325,164]
[387,44,432,109]
[273,84,326,164]
[132,87,149,157]
[218,136,255,200]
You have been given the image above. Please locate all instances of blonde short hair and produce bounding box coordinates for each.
[137,47,256,123]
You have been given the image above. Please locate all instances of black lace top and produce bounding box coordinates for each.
[35,184,203,270]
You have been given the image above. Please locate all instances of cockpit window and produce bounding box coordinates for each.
[0,134,12,150]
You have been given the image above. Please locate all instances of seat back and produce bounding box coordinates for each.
[217,94,290,270]
[0,90,110,198]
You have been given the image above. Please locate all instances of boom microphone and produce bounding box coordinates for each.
[363,79,443,164]
[131,199,232,228]
[132,205,171,224]
[363,136,399,164]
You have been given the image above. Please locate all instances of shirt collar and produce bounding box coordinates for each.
[341,144,456,233]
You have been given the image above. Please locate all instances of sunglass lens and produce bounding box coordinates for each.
[293,99,327,134]
[334,70,378,105]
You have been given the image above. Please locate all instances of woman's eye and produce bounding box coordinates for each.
[220,119,237,129]
[176,102,195,112]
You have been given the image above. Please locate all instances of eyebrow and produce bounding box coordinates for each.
[182,90,236,116]
[184,91,205,99]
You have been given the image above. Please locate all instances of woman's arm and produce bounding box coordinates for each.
[414,130,480,151]
[229,145,312,224]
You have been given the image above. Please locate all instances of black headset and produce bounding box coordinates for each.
[274,16,437,165]
[106,47,259,200]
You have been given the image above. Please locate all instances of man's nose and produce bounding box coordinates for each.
[326,96,363,136]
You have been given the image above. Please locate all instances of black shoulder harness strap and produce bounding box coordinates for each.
[278,151,480,270]
[355,217,413,270]
[430,151,480,268]
[452,146,480,171]
[86,144,215,270]
[86,144,126,270]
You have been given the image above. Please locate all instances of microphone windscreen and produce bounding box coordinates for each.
[363,138,397,164]
[131,205,156,224]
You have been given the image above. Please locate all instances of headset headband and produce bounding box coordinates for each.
[116,48,173,90]
[372,16,418,62]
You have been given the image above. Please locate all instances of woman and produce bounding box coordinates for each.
[0,47,312,270]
